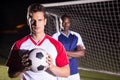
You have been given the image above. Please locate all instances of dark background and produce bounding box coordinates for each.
[0,0,72,30]
[0,0,72,59]
[0,0,120,74]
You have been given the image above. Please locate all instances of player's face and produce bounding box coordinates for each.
[62,18,71,31]
[30,12,47,34]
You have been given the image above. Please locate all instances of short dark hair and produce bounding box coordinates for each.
[61,14,70,21]
[27,3,47,20]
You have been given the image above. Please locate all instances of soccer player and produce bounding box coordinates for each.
[6,3,70,80]
[52,14,85,80]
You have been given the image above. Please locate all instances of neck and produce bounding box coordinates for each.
[31,33,45,42]
[62,30,69,35]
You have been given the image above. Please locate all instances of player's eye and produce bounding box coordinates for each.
[31,20,36,26]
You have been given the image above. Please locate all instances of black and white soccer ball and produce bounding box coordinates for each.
[29,48,48,72]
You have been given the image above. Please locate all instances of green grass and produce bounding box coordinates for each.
[0,56,6,65]
[80,70,120,80]
[0,56,19,80]
[0,65,120,80]
[0,66,20,80]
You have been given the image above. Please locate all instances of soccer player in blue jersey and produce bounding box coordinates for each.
[52,14,85,80]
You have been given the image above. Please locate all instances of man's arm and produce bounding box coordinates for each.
[7,52,30,78]
[46,53,70,77]
[8,66,24,78]
[48,64,70,77]
[67,45,85,58]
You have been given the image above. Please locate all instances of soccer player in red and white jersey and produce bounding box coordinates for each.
[6,3,70,80]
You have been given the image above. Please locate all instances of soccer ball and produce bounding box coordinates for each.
[28,48,48,72]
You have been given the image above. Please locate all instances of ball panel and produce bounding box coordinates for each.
[28,48,48,72]
[37,65,45,70]
[36,52,44,59]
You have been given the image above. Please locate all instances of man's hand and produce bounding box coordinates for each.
[21,52,31,71]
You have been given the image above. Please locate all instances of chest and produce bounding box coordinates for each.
[58,34,78,50]
[19,39,57,64]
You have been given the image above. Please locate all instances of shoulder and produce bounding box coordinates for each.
[52,32,61,37]
[70,31,81,37]
[70,31,79,35]
[15,35,30,46]
[52,32,61,40]
[45,34,63,47]
[10,35,30,50]
[45,34,59,43]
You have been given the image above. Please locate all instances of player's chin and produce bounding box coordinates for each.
[32,30,40,34]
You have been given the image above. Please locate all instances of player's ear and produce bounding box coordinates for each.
[27,18,31,26]
[44,18,47,26]
[59,18,64,31]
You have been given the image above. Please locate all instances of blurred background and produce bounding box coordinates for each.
[0,0,120,80]
[0,0,71,60]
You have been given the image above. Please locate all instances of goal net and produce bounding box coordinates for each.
[43,0,120,75]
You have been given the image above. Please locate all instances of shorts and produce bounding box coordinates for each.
[57,73,80,80]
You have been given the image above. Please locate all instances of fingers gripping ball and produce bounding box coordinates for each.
[29,48,48,72]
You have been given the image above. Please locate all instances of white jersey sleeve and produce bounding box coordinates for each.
[71,31,85,49]
[52,32,61,40]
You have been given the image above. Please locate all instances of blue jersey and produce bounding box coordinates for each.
[52,31,85,75]
[58,33,78,75]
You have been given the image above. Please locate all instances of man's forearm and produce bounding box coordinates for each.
[8,69,23,78]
